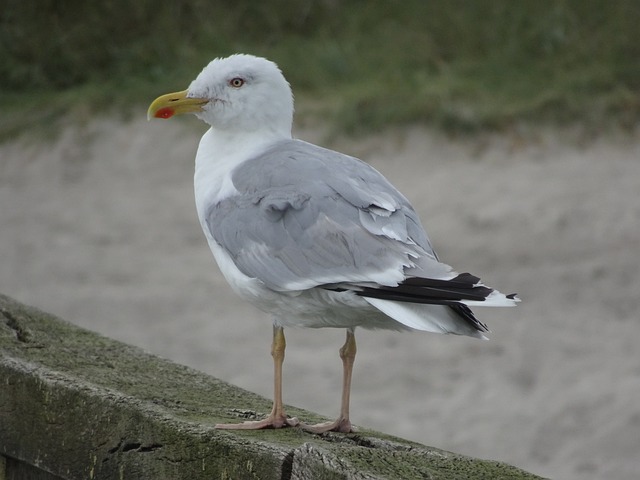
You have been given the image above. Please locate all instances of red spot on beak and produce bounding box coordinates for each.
[155,107,175,119]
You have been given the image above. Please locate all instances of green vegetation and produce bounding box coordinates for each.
[1,0,638,136]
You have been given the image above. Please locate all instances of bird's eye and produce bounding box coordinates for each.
[229,77,245,88]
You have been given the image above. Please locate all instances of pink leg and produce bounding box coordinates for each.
[301,328,356,433]
[215,325,298,429]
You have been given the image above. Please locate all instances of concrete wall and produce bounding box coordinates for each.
[0,293,544,479]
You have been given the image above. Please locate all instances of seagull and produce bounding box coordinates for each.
[147,54,519,433]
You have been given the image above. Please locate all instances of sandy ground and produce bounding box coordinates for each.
[1,115,639,479]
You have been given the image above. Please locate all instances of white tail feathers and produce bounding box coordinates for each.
[364,297,489,339]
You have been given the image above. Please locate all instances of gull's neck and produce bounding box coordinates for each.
[201,127,289,165]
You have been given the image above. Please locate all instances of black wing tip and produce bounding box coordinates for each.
[347,272,494,305]
[322,273,516,334]
[448,303,489,333]
[401,272,480,288]
[322,274,497,334]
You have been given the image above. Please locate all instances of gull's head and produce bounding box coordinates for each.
[148,54,294,135]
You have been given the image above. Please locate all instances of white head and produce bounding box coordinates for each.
[148,54,294,137]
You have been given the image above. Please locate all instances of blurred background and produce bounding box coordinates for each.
[1,2,639,479]
[2,0,639,135]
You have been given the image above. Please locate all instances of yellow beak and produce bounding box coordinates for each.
[147,90,209,120]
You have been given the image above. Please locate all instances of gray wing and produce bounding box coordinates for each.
[206,139,445,292]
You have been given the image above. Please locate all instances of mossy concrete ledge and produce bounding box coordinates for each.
[0,293,544,480]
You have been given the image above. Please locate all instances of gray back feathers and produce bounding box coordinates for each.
[206,140,436,291]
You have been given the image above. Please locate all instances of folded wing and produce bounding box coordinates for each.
[206,139,518,336]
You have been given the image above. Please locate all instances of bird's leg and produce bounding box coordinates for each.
[215,325,298,429]
[267,324,299,427]
[301,328,357,433]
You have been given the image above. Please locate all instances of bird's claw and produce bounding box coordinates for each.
[215,415,299,430]
[299,417,355,434]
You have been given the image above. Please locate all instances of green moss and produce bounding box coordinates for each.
[1,293,545,479]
